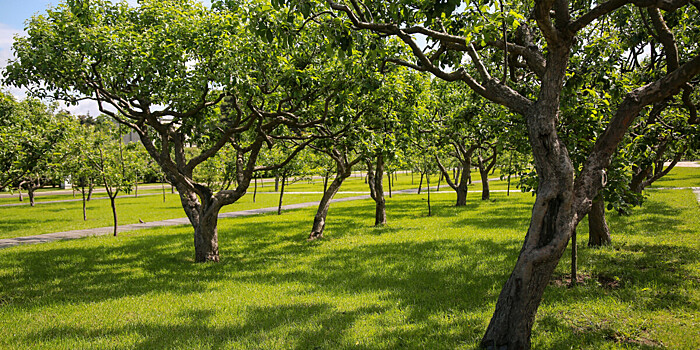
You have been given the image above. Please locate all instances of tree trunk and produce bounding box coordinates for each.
[437,173,442,191]
[417,172,424,194]
[426,172,431,216]
[110,195,118,236]
[277,174,286,215]
[323,171,330,193]
[253,176,257,203]
[309,173,347,240]
[28,185,36,207]
[630,166,652,193]
[81,184,87,221]
[161,180,166,202]
[275,175,279,192]
[87,180,94,201]
[193,209,220,263]
[480,167,491,200]
[134,177,139,198]
[507,173,512,196]
[387,171,392,198]
[588,195,611,246]
[18,181,24,202]
[482,94,577,348]
[374,153,386,226]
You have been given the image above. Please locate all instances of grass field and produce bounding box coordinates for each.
[0,171,510,240]
[647,166,700,188]
[0,192,373,240]
[0,169,507,205]
[1,186,697,349]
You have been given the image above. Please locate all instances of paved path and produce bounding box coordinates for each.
[0,185,169,199]
[0,192,167,207]
[0,185,432,249]
[0,194,377,249]
[0,179,493,249]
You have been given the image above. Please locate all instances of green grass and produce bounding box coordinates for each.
[0,170,507,205]
[647,166,700,188]
[0,172,511,240]
[1,189,697,349]
[0,192,361,239]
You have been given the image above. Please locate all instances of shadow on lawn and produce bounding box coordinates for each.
[0,217,63,236]
[2,192,696,348]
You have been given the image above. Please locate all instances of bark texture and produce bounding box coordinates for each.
[588,196,611,246]
[367,153,386,226]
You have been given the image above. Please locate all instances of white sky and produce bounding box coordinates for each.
[0,0,210,116]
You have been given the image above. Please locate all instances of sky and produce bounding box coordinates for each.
[0,0,211,116]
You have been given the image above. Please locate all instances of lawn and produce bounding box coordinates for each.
[0,188,697,349]
[647,166,700,188]
[0,170,507,205]
[0,172,510,240]
[0,192,362,239]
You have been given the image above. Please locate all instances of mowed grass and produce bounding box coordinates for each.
[0,192,362,239]
[0,169,504,204]
[647,166,700,188]
[1,188,698,349]
[0,172,510,240]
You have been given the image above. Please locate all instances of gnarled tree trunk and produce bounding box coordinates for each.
[482,83,577,348]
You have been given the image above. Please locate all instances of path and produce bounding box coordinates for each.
[0,192,167,208]
[0,185,428,249]
[2,177,696,249]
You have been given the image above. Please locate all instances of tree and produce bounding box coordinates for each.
[321,0,700,347]
[60,118,100,220]
[0,92,69,202]
[88,129,136,236]
[4,0,353,262]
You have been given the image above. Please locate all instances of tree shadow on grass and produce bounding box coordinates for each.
[0,218,63,237]
[604,195,696,238]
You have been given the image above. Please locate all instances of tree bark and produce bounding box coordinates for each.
[588,195,611,246]
[482,61,577,347]
[28,184,36,207]
[253,176,257,203]
[110,195,118,236]
[81,184,87,221]
[367,154,387,226]
[18,181,24,202]
[387,171,392,198]
[417,172,424,194]
[480,166,491,200]
[87,180,94,201]
[309,172,347,240]
[193,208,220,263]
[277,174,286,215]
[426,172,431,216]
